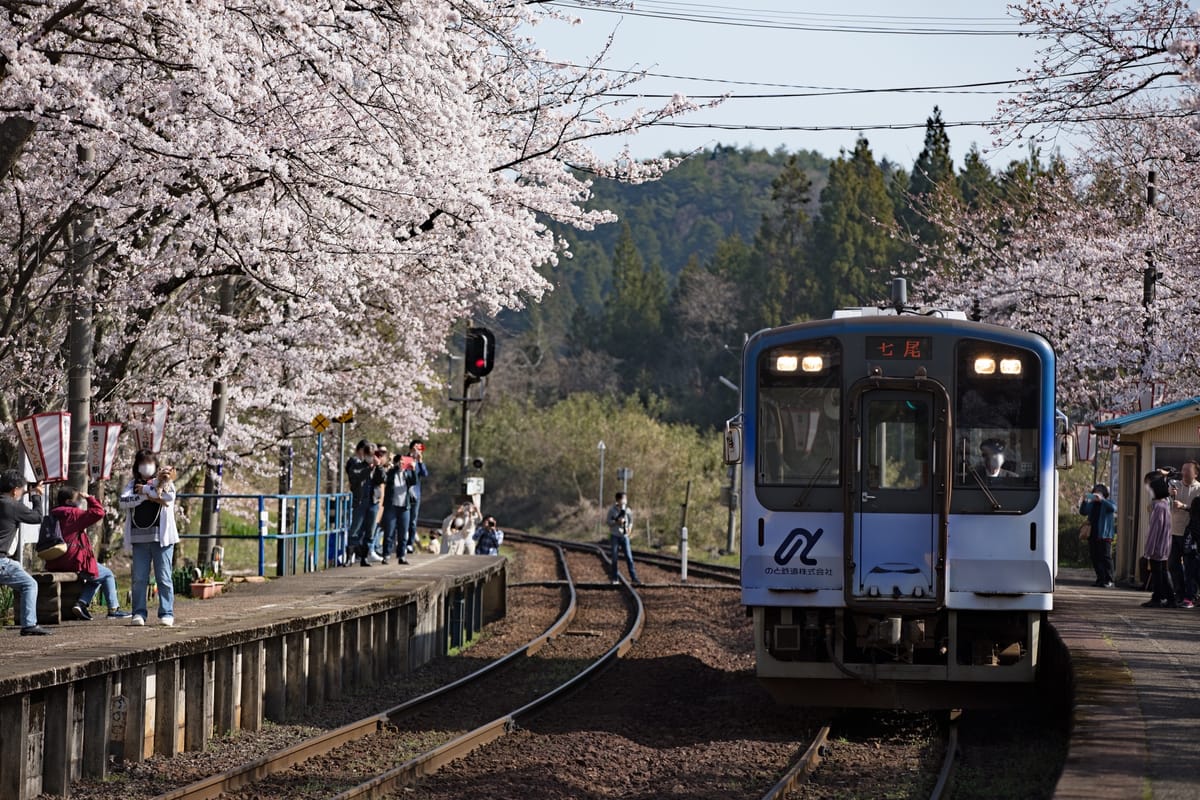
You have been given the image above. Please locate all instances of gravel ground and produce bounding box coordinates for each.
[225,586,633,798]
[401,584,823,799]
[795,711,944,799]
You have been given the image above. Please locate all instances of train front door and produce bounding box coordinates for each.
[848,385,948,606]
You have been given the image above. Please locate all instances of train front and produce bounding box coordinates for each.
[731,313,1059,709]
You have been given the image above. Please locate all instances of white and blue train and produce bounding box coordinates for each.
[725,280,1073,708]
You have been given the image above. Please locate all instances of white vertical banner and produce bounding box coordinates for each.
[14,412,71,483]
[129,399,169,453]
[88,422,123,480]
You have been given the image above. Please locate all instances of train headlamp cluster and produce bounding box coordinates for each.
[973,356,1022,376]
[773,353,824,373]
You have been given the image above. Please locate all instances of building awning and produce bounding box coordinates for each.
[1092,396,1200,436]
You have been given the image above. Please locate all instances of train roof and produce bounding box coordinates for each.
[746,309,1053,357]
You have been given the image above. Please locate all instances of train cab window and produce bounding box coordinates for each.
[757,338,842,488]
[953,340,1041,507]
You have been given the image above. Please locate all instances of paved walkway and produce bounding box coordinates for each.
[1053,567,1200,800]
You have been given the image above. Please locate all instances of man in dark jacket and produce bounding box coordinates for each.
[1080,483,1117,588]
[345,440,376,566]
[0,469,51,635]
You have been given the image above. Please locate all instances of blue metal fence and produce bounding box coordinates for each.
[176,491,353,577]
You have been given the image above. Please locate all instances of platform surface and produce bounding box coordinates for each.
[0,553,503,697]
[1051,566,1200,800]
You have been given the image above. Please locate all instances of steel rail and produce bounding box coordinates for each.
[426,520,740,584]
[329,540,647,800]
[928,711,960,800]
[628,549,741,583]
[759,724,831,800]
[153,543,576,800]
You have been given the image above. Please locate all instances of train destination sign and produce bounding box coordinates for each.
[866,336,932,361]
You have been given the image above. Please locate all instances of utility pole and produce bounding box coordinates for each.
[67,145,94,493]
[1143,170,1159,334]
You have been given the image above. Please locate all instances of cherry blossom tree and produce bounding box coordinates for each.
[920,0,1200,414]
[0,0,699,474]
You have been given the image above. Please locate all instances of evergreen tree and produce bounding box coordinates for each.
[901,108,961,266]
[958,144,997,211]
[603,223,668,370]
[752,154,815,325]
[810,137,898,313]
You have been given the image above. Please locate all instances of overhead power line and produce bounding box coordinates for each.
[530,57,1178,96]
[549,0,1200,36]
[634,108,1199,132]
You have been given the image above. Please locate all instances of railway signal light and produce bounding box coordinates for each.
[464,326,495,379]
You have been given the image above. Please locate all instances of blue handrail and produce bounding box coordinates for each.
[175,491,353,577]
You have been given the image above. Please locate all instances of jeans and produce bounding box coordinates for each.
[132,541,175,620]
[79,564,119,609]
[1089,537,1114,585]
[406,496,421,551]
[609,534,639,582]
[0,557,38,628]
[348,501,377,557]
[382,505,410,558]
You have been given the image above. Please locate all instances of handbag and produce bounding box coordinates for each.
[36,516,68,561]
[1078,520,1092,541]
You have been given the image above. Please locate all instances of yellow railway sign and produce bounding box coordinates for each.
[310,414,331,433]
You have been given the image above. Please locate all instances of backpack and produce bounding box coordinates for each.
[36,516,68,561]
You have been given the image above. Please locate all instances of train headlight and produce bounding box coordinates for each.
[775,354,799,372]
[801,355,824,373]
[999,358,1022,375]
[973,357,996,375]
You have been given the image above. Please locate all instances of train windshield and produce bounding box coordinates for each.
[757,338,842,487]
[954,339,1041,492]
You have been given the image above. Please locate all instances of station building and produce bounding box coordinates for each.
[1092,396,1200,585]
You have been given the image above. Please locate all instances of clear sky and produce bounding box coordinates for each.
[533,1,1059,170]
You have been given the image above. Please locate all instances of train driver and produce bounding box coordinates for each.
[979,439,1018,479]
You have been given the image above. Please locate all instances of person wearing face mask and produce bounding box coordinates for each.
[119,449,180,626]
[606,492,641,585]
[978,439,1018,480]
[46,487,132,620]
[1142,472,1177,609]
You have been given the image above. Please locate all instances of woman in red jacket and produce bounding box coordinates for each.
[46,488,132,620]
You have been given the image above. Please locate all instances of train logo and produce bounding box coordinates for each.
[774,527,824,566]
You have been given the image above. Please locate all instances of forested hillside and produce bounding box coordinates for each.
[455,110,1059,552]
[489,108,1055,425]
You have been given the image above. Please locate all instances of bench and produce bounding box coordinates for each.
[28,572,86,625]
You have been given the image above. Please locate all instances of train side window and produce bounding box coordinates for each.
[757,338,842,487]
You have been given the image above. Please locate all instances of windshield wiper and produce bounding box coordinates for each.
[794,456,832,508]
[969,466,1003,511]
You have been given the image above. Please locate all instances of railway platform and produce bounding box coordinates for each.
[0,553,506,800]
[1051,566,1197,800]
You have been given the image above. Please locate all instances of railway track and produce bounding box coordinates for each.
[504,529,741,585]
[153,538,644,800]
[760,712,960,800]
